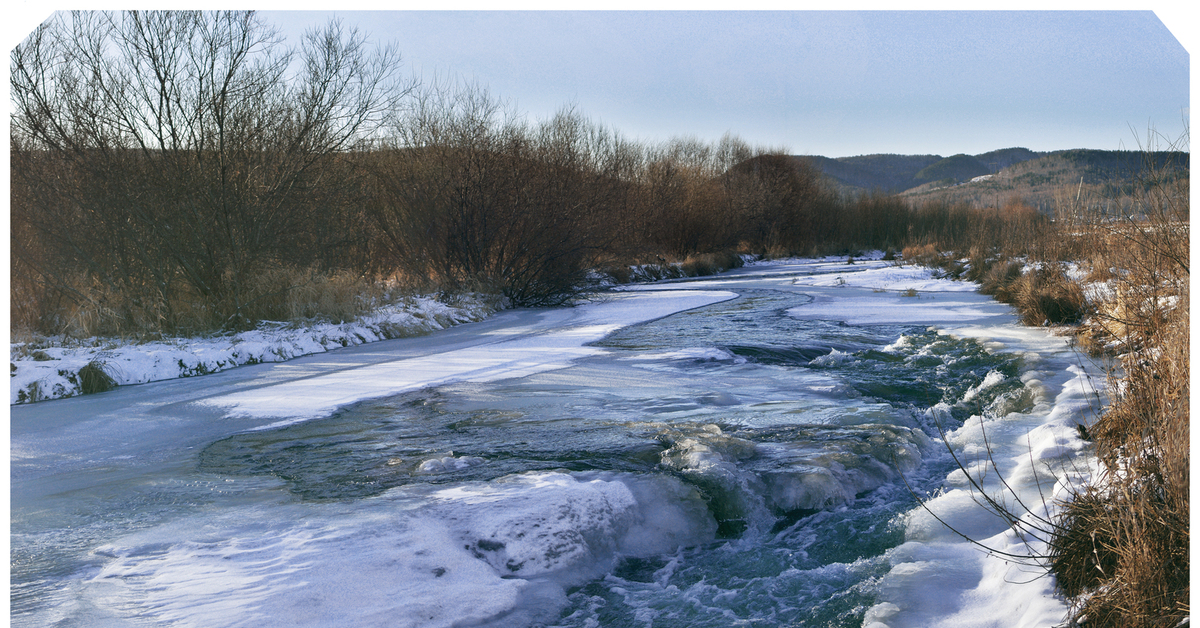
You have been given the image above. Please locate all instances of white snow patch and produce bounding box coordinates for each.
[199,290,736,423]
[789,264,978,292]
[11,295,499,405]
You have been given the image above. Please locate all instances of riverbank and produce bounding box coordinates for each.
[905,226,1189,628]
[9,293,503,405]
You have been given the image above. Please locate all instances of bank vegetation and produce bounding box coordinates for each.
[907,134,1189,628]
[13,10,1055,340]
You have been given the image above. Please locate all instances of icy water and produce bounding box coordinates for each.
[9,259,1100,627]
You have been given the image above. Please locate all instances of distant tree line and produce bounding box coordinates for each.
[10,10,1054,336]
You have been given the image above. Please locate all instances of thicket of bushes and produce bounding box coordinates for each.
[1045,140,1189,628]
[10,10,1059,338]
[10,11,406,336]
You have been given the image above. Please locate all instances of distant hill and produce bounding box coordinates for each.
[912,154,991,186]
[798,148,1044,196]
[899,149,1189,212]
[799,148,1188,213]
[801,154,940,194]
[974,147,1043,171]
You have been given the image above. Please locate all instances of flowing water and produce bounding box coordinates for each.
[9,260,1100,627]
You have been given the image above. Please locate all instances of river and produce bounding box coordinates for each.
[9,257,1103,627]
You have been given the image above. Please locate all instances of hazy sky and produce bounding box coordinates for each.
[8,10,1191,158]
[253,10,1188,157]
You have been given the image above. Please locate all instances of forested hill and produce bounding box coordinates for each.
[801,148,1189,212]
[799,147,1045,195]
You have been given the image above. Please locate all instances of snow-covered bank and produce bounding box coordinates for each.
[866,356,1103,628]
[200,289,738,424]
[10,294,501,405]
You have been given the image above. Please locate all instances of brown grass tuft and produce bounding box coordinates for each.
[978,259,1023,301]
[1010,264,1088,326]
[900,243,944,267]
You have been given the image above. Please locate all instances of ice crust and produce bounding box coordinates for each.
[86,472,718,628]
[16,256,1105,627]
[196,290,736,423]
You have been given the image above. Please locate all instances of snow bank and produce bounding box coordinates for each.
[784,262,1011,327]
[864,336,1105,628]
[198,290,736,423]
[10,295,500,405]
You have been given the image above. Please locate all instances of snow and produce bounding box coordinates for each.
[198,290,735,423]
[10,254,1105,627]
[863,327,1105,628]
[10,294,500,405]
[773,257,1012,326]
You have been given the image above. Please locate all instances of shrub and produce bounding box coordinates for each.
[979,260,1023,300]
[680,251,745,277]
[1047,490,1121,598]
[1010,265,1088,325]
[78,360,117,395]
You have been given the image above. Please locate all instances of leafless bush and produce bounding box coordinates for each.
[1010,264,1089,326]
[11,10,410,334]
[1044,127,1189,627]
[368,82,644,307]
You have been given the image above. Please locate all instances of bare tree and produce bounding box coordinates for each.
[11,10,411,332]
[367,83,628,306]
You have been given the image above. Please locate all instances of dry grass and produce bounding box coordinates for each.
[978,259,1024,301]
[241,266,387,324]
[11,265,395,339]
[679,251,745,277]
[1010,264,1089,326]
[1050,293,1189,627]
[78,360,118,394]
[900,243,945,267]
[1044,131,1189,627]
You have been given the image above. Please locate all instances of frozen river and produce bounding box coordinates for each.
[10,258,1102,627]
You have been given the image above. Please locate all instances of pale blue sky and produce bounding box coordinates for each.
[8,10,1190,157]
[257,11,1188,157]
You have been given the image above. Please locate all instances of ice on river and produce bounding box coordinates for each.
[85,471,716,628]
[198,289,737,425]
[10,256,1105,628]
